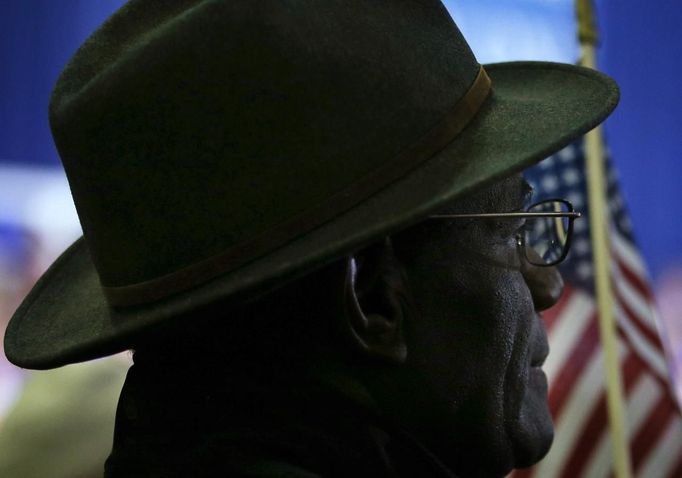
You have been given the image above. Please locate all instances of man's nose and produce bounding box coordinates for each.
[521,252,564,311]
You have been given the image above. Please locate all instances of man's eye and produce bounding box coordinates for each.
[486,222,522,253]
[496,221,523,251]
[499,219,526,242]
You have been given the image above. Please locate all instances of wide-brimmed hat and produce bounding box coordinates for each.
[5,0,618,369]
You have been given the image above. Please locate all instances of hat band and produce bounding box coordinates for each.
[103,66,492,307]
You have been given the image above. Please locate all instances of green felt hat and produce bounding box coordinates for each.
[5,0,618,369]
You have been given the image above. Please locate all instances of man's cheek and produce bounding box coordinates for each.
[486,273,536,375]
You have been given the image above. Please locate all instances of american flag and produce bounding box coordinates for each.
[511,140,682,477]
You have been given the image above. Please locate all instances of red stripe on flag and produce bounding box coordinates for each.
[667,445,682,478]
[613,254,654,302]
[541,284,574,333]
[622,351,648,393]
[556,353,645,478]
[631,394,679,472]
[613,286,664,352]
[558,393,607,478]
[616,327,671,391]
[548,313,599,418]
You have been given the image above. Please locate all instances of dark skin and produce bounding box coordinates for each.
[330,174,563,476]
[130,173,563,477]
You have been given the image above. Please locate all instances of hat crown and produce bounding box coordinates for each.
[50,0,480,304]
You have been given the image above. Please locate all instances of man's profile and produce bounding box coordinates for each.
[3,1,619,476]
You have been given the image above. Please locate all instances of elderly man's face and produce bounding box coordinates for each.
[387,174,562,476]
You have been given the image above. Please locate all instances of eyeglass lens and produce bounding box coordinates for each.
[523,200,571,266]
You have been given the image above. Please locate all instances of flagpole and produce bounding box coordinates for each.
[576,1,632,477]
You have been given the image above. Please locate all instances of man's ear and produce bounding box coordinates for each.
[339,238,408,364]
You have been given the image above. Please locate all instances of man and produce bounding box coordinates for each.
[4,1,619,476]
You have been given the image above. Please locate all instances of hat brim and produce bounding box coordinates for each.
[5,61,619,369]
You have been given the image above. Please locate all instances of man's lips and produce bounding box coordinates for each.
[530,350,549,368]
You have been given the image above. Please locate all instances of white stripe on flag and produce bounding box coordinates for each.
[615,302,669,378]
[582,428,611,478]
[611,229,647,277]
[612,260,658,332]
[627,373,663,438]
[532,348,605,477]
[638,415,682,478]
[544,290,594,385]
[562,345,633,478]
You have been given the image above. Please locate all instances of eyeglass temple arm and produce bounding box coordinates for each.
[429,211,582,219]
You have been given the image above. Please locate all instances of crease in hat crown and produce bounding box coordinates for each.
[48,0,488,307]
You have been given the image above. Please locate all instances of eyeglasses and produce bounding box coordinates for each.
[429,199,581,267]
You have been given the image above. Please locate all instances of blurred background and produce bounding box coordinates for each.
[0,0,680,476]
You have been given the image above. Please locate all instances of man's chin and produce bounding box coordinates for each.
[423,408,552,477]
[513,424,554,469]
[510,369,555,468]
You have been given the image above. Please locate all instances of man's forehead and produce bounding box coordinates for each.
[439,173,532,214]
